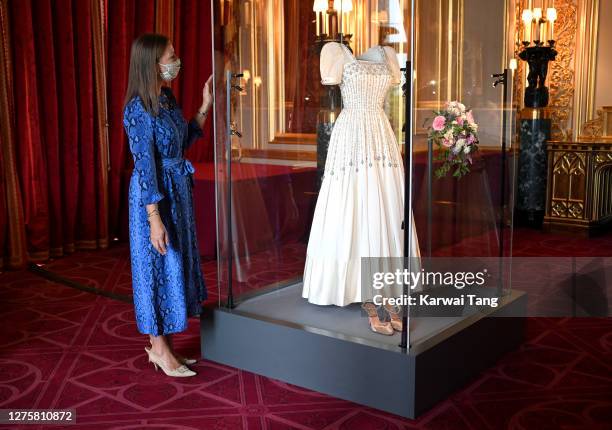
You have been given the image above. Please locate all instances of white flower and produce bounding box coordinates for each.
[447,101,466,113]
[444,130,454,141]
[470,123,479,131]
[463,145,471,154]
[456,138,466,150]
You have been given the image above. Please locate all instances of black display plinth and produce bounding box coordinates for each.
[516,108,551,228]
[201,285,527,419]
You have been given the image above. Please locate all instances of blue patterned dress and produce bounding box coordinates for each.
[123,86,207,336]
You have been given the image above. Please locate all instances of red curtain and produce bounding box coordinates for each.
[106,0,156,240]
[0,0,27,270]
[1,0,215,268]
[6,0,107,264]
[172,0,214,163]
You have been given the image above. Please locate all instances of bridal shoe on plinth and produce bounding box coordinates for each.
[384,304,403,332]
[361,302,394,335]
[144,347,197,377]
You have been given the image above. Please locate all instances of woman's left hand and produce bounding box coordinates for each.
[201,74,213,112]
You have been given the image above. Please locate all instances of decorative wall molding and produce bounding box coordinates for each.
[581,108,604,137]
[573,0,599,138]
[581,106,612,138]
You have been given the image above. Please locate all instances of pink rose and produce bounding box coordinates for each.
[442,138,453,148]
[432,115,446,131]
[466,110,475,125]
[457,117,464,125]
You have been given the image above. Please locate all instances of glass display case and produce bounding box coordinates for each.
[202,0,527,418]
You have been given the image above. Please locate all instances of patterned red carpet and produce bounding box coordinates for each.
[1,228,611,429]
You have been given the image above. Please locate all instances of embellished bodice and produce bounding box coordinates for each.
[339,45,393,112]
[319,44,403,179]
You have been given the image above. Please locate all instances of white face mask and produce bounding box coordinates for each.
[159,58,181,81]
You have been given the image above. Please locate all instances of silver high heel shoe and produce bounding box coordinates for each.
[144,347,197,377]
[149,339,198,365]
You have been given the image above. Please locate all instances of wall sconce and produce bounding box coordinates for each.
[520,5,556,46]
[515,3,558,107]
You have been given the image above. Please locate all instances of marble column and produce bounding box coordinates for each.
[516,108,551,228]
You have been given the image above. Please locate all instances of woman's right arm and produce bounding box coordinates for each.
[124,101,169,255]
[145,202,169,255]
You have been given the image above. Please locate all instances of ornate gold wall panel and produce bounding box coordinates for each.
[573,0,599,137]
[544,139,612,235]
[548,0,577,140]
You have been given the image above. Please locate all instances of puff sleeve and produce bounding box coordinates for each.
[320,42,348,85]
[382,46,402,85]
[123,99,165,205]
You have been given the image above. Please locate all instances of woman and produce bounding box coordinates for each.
[123,33,213,377]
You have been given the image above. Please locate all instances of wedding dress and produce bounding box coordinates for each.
[302,42,421,307]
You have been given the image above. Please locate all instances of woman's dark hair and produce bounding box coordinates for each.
[123,33,169,116]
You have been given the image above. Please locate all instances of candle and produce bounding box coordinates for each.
[522,9,533,43]
[333,0,353,35]
[325,11,329,35]
[547,7,557,40]
[542,1,548,40]
[313,0,327,35]
[550,21,554,40]
[344,12,348,34]
[533,8,542,41]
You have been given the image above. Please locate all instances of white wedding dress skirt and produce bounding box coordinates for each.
[302,44,421,307]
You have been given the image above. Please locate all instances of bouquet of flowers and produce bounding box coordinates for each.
[427,101,479,179]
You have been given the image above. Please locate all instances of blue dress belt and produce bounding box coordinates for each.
[160,157,195,186]
[161,157,195,174]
